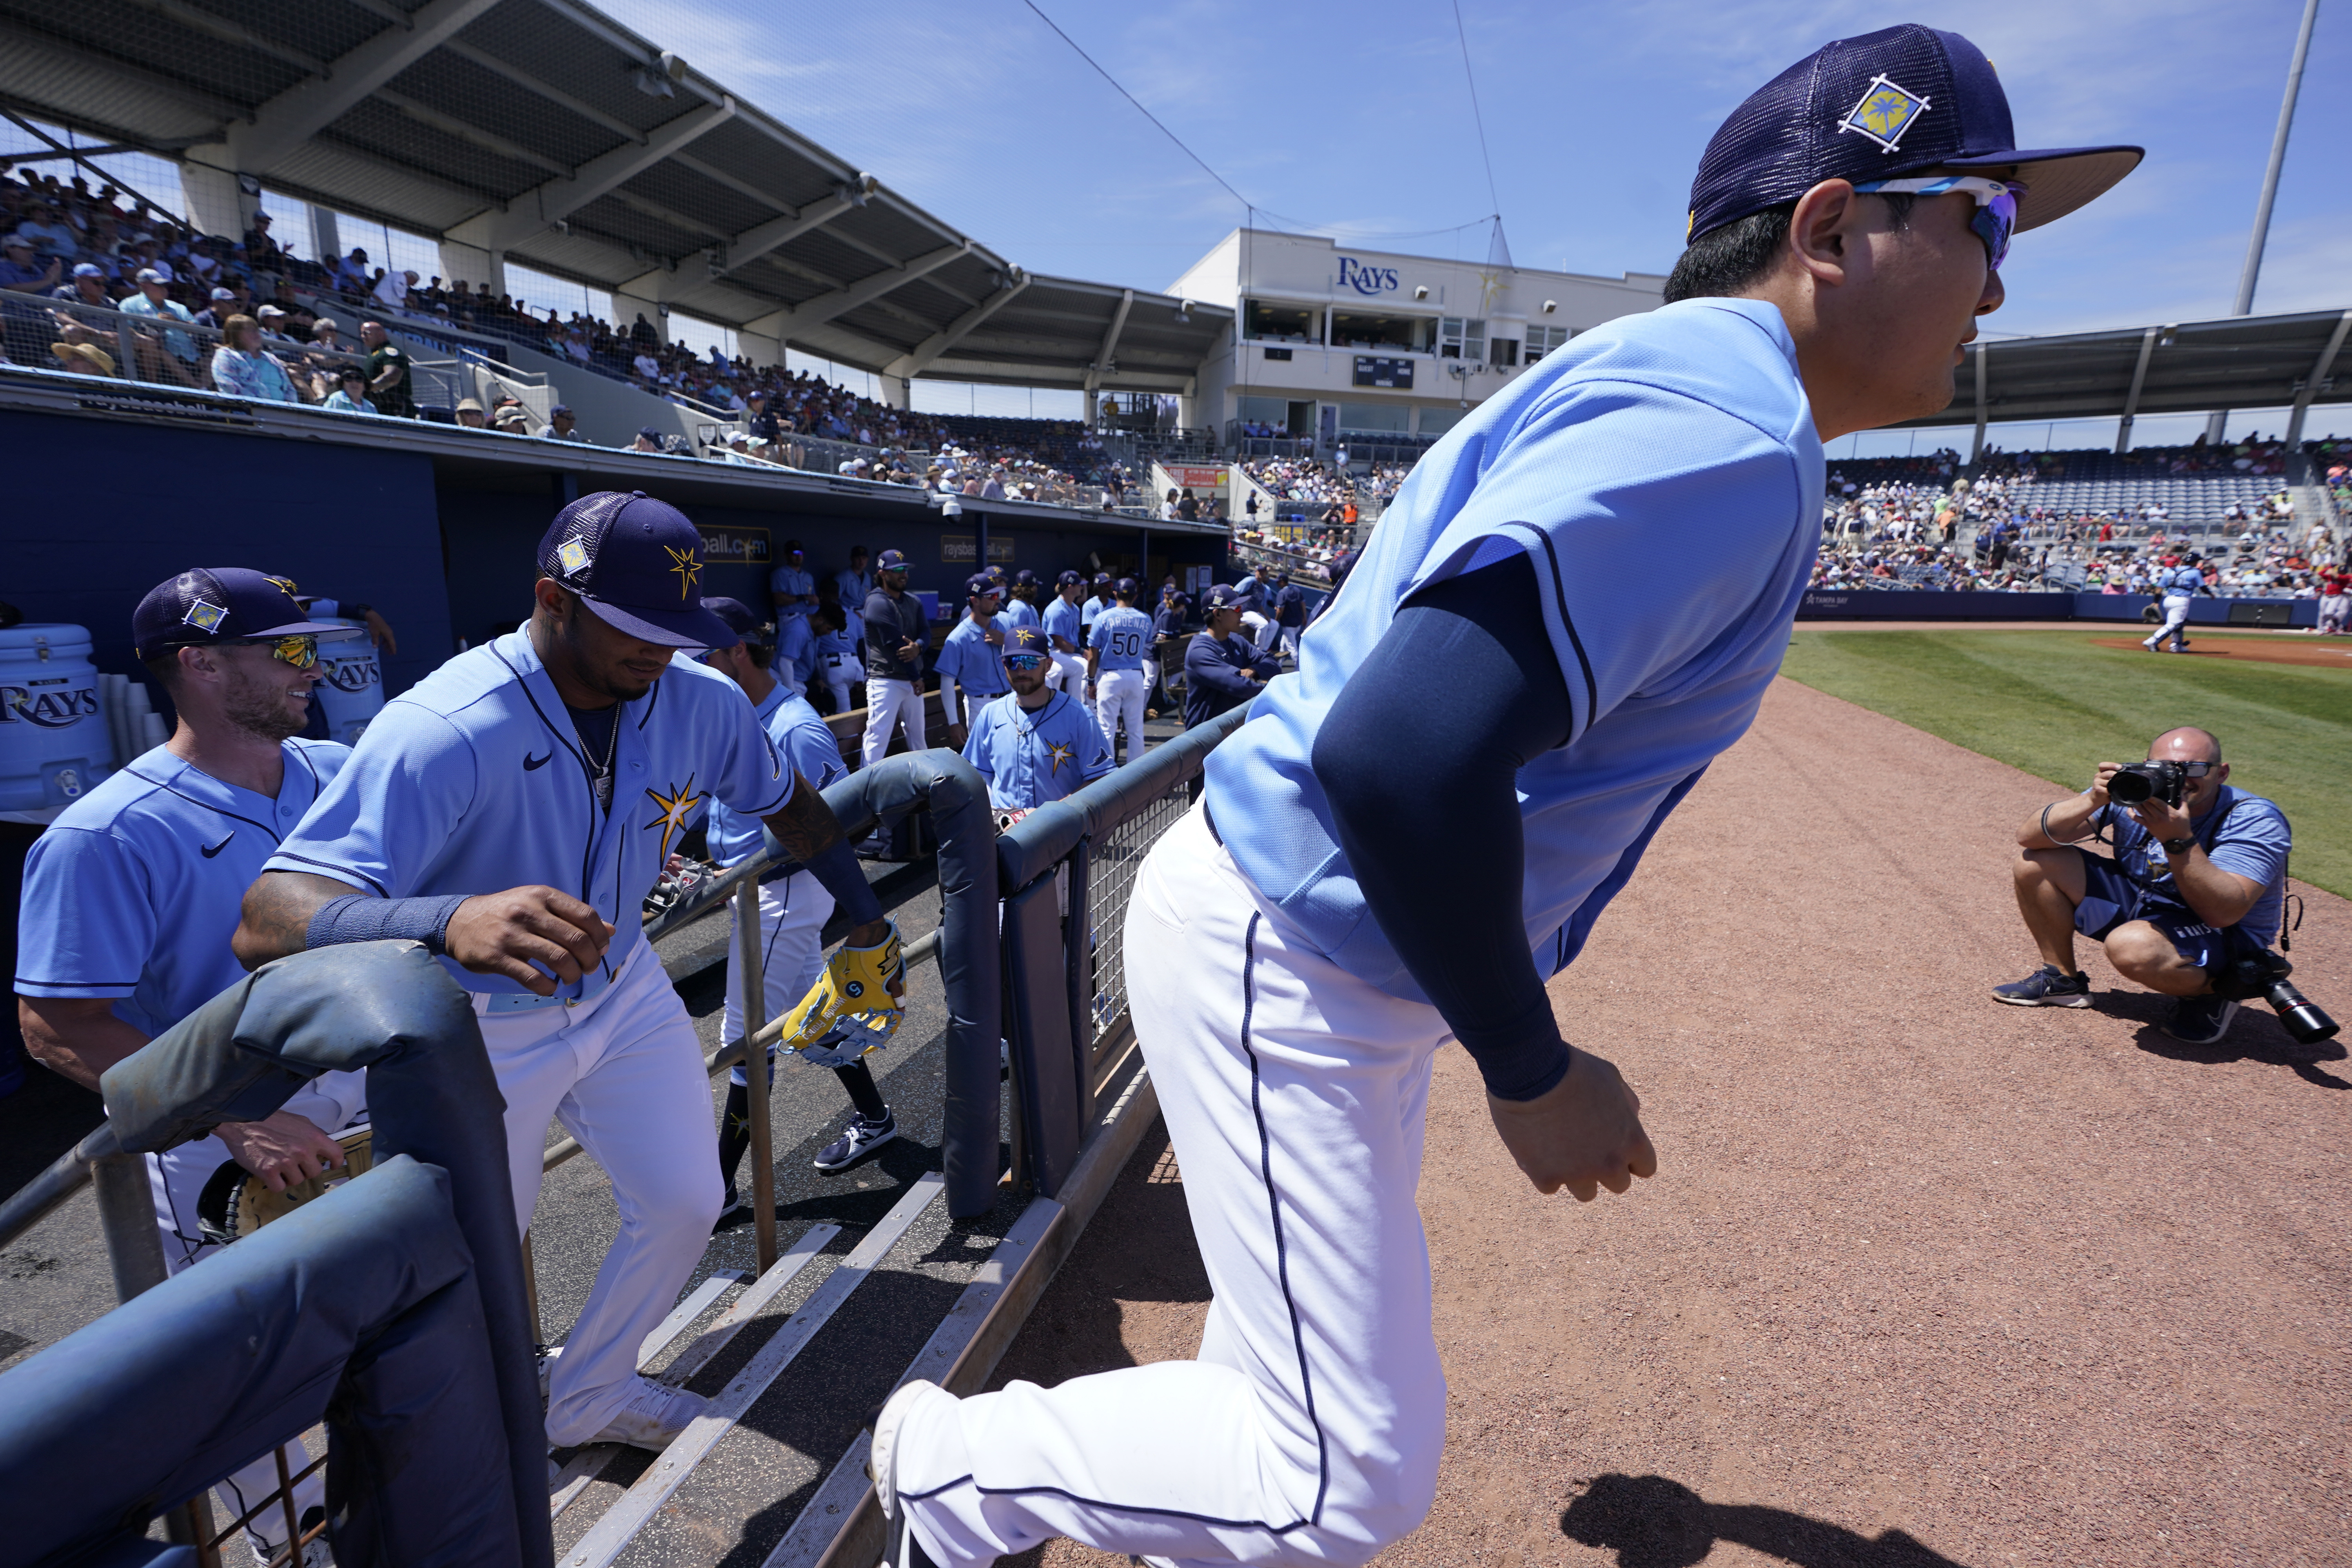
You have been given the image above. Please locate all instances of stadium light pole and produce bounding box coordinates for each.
[2207,0,2321,442]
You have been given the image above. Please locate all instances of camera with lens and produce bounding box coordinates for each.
[2107,760,2187,808]
[2210,946,2339,1045]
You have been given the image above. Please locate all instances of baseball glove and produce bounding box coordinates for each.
[779,922,905,1056]
[196,1127,374,1247]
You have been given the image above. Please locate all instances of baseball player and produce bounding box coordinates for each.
[769,539,818,620]
[696,599,897,1211]
[1084,578,1153,766]
[935,573,1012,749]
[232,492,905,1455]
[866,26,2136,1566]
[1229,562,1276,653]
[813,604,861,715]
[1180,584,1278,731]
[1080,572,1114,635]
[861,549,929,768]
[2142,553,2210,653]
[17,569,364,1563]
[1041,570,1089,699]
[1270,571,1307,663]
[958,628,1112,812]
[2318,564,2350,635]
[1002,570,1044,633]
[835,546,873,661]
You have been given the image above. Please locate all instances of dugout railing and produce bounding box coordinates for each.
[0,715,1253,1568]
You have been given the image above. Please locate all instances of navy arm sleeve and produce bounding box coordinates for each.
[1310,551,1574,1101]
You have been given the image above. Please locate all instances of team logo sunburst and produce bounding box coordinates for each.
[1045,739,1075,777]
[643,774,704,861]
[664,543,702,600]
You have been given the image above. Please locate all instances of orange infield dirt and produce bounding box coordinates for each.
[989,677,2352,1568]
[2089,636,2352,669]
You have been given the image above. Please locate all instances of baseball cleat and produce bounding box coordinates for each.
[2162,994,2239,1046]
[584,1377,708,1451]
[814,1111,895,1173]
[1991,964,2092,1007]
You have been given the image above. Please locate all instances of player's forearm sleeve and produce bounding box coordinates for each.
[1311,552,1575,1102]
[305,892,471,955]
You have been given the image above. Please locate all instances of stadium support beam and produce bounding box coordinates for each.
[2115,326,2161,454]
[740,243,968,339]
[710,180,872,280]
[1968,340,1989,467]
[1082,290,1133,397]
[2282,309,2352,451]
[220,0,509,172]
[445,97,738,254]
[884,272,1030,383]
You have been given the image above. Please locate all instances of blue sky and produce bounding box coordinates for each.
[590,0,2349,447]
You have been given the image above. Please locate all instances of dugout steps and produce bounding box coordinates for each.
[540,1028,1157,1568]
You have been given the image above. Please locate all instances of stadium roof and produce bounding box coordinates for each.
[0,0,1230,393]
[1892,307,2352,436]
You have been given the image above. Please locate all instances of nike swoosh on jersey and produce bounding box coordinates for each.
[200,833,235,858]
[523,750,553,771]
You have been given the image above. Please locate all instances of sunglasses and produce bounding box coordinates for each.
[1850,174,2021,271]
[1002,653,1048,672]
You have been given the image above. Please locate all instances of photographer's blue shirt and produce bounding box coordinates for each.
[2092,784,2292,945]
[1206,297,1822,1004]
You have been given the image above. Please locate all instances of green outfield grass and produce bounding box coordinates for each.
[1779,629,2352,898]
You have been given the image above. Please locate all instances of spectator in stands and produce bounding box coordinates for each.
[12,201,78,260]
[334,247,370,292]
[192,285,238,330]
[209,315,301,403]
[321,366,375,414]
[539,403,584,441]
[370,266,412,310]
[630,426,666,454]
[242,211,281,269]
[119,267,200,386]
[454,397,488,429]
[1,233,62,294]
[357,320,412,418]
[51,261,109,309]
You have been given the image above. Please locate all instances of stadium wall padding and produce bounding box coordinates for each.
[1797,590,2319,626]
[0,407,454,699]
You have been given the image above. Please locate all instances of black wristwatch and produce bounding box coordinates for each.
[2162,835,2199,858]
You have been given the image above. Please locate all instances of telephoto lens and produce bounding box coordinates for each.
[2265,977,2339,1045]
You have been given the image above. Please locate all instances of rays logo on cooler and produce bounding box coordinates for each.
[0,682,100,728]
[321,655,380,694]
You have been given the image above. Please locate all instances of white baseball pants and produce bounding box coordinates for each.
[1096,668,1149,763]
[1240,610,1274,653]
[890,805,1447,1565]
[1278,626,1301,663]
[862,677,926,769]
[2143,592,2192,650]
[722,869,835,1080]
[474,939,722,1448]
[2319,593,2348,634]
[823,652,859,715]
[146,1070,368,1557]
[1049,651,1088,708]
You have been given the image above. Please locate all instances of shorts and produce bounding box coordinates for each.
[2071,849,2227,969]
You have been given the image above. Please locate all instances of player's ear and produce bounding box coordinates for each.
[1789,178,1862,286]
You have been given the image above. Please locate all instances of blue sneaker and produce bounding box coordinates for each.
[1993,964,2092,1007]
[2163,994,2239,1045]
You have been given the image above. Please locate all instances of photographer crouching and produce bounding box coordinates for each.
[1997,726,2334,1047]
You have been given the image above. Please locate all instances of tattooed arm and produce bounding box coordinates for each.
[762,770,889,947]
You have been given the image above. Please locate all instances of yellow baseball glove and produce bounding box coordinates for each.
[780,922,905,1056]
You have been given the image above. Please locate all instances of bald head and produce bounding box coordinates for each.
[2151,726,2221,764]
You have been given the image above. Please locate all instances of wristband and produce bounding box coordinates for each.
[306,892,471,955]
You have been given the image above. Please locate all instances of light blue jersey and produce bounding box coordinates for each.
[775,615,817,688]
[2156,565,2205,595]
[936,615,1013,699]
[1042,596,1084,653]
[962,691,1113,811]
[1087,606,1154,672]
[768,564,817,617]
[267,630,792,1000]
[17,740,349,1038]
[1207,297,1822,1002]
[706,682,846,867]
[1003,596,1041,632]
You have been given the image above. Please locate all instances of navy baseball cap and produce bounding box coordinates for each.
[549,404,572,417]
[1014,569,1039,588]
[701,596,771,647]
[964,572,1000,599]
[1056,569,1085,587]
[1093,572,1113,587]
[1686,25,2141,242]
[133,568,355,661]
[538,490,731,648]
[1003,627,1049,658]
[876,549,910,573]
[1202,584,1242,611]
[1115,577,1140,597]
